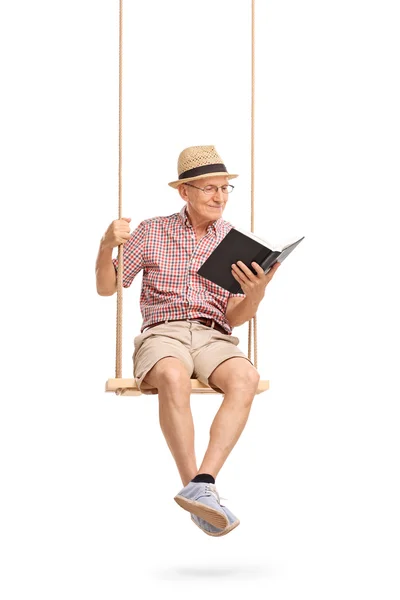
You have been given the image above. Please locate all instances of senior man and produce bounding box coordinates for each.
[95,145,279,536]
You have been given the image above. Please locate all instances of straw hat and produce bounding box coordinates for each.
[168,145,238,188]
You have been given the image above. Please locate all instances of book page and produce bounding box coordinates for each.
[233,227,275,250]
[233,227,302,251]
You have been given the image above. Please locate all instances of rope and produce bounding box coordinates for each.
[248,0,258,368]
[115,0,123,379]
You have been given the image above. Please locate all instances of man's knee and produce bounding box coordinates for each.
[144,357,191,392]
[210,359,260,395]
[231,366,260,394]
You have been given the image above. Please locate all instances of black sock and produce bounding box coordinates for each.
[191,473,215,484]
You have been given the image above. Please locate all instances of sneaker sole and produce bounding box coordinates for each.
[190,514,240,537]
[174,495,229,529]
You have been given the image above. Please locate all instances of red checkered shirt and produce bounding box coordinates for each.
[112,206,244,334]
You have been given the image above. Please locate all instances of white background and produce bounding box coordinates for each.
[1,0,399,598]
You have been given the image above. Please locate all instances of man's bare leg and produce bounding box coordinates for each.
[197,357,260,479]
[143,357,197,486]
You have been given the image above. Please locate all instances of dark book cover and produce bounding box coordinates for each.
[197,228,304,294]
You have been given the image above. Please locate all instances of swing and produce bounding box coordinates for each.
[105,0,269,396]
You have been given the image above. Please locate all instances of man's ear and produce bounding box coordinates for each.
[177,184,188,201]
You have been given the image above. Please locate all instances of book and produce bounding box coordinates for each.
[197,227,304,294]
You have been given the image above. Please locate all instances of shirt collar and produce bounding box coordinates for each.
[178,205,222,233]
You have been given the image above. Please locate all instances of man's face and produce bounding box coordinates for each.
[179,175,230,223]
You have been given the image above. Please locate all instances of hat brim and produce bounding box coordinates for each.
[168,172,238,189]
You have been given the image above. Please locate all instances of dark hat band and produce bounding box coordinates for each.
[179,163,227,180]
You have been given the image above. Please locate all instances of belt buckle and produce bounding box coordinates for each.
[201,318,214,329]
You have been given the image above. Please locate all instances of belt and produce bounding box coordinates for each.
[144,318,227,335]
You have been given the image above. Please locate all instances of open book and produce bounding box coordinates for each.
[197,227,304,294]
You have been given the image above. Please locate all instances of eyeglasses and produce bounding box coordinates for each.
[184,183,235,195]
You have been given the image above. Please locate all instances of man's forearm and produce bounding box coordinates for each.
[95,241,117,296]
[227,296,262,327]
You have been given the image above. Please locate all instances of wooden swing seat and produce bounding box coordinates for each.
[105,377,270,396]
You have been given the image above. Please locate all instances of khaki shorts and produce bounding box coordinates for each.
[133,320,252,393]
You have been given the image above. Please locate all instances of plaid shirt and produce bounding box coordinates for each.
[112,206,244,334]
